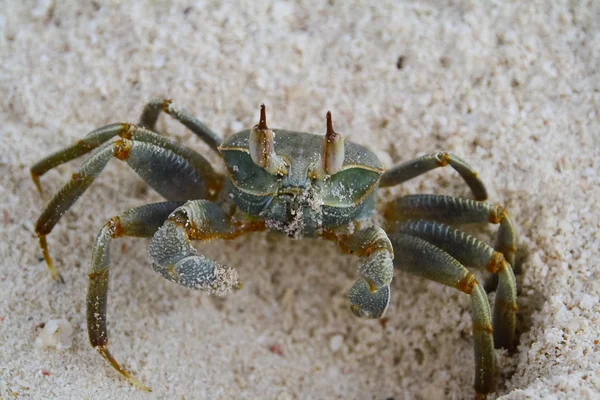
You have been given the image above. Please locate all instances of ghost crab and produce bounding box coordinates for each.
[32,100,517,397]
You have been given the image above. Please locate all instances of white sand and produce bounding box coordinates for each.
[1,1,599,399]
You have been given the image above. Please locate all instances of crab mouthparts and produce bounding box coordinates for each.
[277,187,307,196]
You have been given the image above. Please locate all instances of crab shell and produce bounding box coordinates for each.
[219,129,385,236]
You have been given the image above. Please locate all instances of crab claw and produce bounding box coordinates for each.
[249,105,287,175]
[321,111,345,175]
[348,278,390,319]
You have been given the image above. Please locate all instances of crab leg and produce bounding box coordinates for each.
[30,123,128,195]
[389,233,495,396]
[380,152,488,201]
[149,200,265,291]
[138,99,221,153]
[30,124,219,196]
[31,99,222,192]
[384,194,517,268]
[323,226,394,319]
[392,220,517,349]
[35,135,221,281]
[87,201,182,391]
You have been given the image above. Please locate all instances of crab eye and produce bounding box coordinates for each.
[249,104,288,176]
[321,111,345,176]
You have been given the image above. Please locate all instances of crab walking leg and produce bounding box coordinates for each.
[384,194,517,268]
[392,220,517,349]
[149,200,265,291]
[380,152,488,200]
[30,123,220,196]
[138,99,221,153]
[35,139,219,281]
[30,123,127,195]
[389,233,495,396]
[323,226,394,319]
[87,201,182,391]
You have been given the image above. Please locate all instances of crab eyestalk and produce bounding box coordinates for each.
[249,105,288,175]
[321,111,345,175]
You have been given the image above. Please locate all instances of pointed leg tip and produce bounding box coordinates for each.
[45,261,64,283]
[130,377,152,392]
[30,171,45,197]
[118,366,151,392]
[123,367,151,392]
[39,235,62,282]
[96,345,151,391]
[51,271,66,284]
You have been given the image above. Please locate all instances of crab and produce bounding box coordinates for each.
[31,100,517,398]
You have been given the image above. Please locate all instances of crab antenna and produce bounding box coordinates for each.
[321,111,345,175]
[249,104,288,175]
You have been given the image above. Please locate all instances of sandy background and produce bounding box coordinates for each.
[1,1,599,399]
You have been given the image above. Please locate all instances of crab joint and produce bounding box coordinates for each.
[321,111,345,175]
[112,139,132,161]
[249,104,288,175]
[485,251,505,274]
[457,272,477,295]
